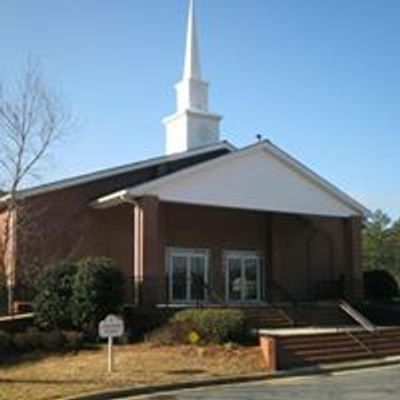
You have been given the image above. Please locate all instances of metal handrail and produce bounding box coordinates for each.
[339,299,378,333]
[345,330,376,356]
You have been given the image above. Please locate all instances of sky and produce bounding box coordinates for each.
[0,0,399,218]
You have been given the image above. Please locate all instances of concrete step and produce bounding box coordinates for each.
[277,331,378,368]
[303,351,372,363]
[244,307,294,328]
[293,344,368,357]
[279,333,352,345]
[281,339,360,351]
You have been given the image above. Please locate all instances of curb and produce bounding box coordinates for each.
[66,356,400,400]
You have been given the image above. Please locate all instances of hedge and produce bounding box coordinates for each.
[148,308,249,345]
[0,328,84,358]
[0,330,12,355]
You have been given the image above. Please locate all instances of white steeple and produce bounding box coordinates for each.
[163,0,222,155]
[183,0,201,80]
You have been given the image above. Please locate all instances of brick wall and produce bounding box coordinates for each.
[162,202,349,302]
[9,149,229,300]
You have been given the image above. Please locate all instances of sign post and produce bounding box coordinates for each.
[99,314,124,373]
[107,336,113,373]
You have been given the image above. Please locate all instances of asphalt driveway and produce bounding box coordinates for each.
[133,365,400,400]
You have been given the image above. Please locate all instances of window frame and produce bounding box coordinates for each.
[224,250,264,304]
[166,247,210,304]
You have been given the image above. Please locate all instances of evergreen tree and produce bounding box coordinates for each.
[363,210,400,281]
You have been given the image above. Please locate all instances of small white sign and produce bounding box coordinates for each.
[99,314,125,373]
[99,314,124,339]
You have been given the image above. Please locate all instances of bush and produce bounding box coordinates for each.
[147,320,199,346]
[364,270,399,300]
[40,330,65,351]
[71,257,125,334]
[0,330,12,355]
[33,261,77,330]
[123,307,174,342]
[13,328,43,352]
[172,308,248,344]
[62,330,84,351]
[11,329,83,354]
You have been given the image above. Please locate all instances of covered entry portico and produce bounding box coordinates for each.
[93,141,368,307]
[128,198,363,306]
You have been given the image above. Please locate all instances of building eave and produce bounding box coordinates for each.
[0,141,235,204]
[92,140,370,218]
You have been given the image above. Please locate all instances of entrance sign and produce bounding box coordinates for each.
[99,314,124,338]
[98,314,124,373]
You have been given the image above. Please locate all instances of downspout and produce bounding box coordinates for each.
[120,194,140,306]
[7,207,17,315]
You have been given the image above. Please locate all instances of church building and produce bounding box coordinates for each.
[0,1,368,308]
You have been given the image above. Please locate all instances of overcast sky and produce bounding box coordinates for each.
[1,0,399,218]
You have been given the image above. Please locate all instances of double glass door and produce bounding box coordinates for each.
[225,251,263,303]
[168,249,208,303]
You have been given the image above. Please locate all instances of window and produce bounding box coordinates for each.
[225,251,264,303]
[167,248,209,303]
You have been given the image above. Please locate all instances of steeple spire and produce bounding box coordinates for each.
[183,0,201,80]
[163,0,222,155]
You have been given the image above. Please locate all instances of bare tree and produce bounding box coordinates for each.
[0,62,72,314]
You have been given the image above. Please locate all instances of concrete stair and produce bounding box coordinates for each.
[354,328,400,357]
[242,307,294,329]
[242,303,354,329]
[276,328,400,369]
[286,304,355,327]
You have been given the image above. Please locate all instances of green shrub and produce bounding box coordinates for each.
[11,329,82,354]
[364,270,399,300]
[33,261,77,330]
[71,257,125,334]
[124,307,173,342]
[146,320,199,345]
[62,330,84,351]
[0,330,12,355]
[13,329,42,352]
[172,308,248,344]
[41,330,65,351]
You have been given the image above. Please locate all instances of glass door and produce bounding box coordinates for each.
[225,251,263,303]
[168,248,209,303]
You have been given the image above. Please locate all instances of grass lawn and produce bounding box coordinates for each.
[0,343,266,400]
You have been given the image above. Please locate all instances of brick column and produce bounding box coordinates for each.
[259,335,277,372]
[265,213,274,303]
[344,216,364,300]
[133,196,165,306]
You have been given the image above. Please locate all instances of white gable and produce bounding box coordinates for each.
[115,142,367,218]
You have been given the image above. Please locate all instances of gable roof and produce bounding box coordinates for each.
[0,141,235,204]
[92,140,370,218]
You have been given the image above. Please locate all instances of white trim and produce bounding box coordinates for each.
[0,141,235,203]
[224,250,264,304]
[93,140,369,217]
[162,109,223,125]
[166,247,210,304]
